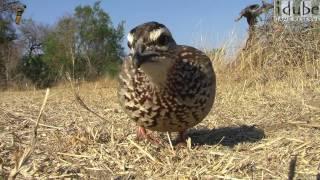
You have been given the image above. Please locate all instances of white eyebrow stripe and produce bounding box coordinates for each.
[127,33,134,44]
[149,28,170,41]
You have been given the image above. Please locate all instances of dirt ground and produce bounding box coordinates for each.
[0,73,320,179]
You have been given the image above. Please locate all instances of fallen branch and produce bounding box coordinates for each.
[288,121,320,129]
[66,73,109,123]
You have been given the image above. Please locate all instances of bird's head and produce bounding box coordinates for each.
[127,21,177,86]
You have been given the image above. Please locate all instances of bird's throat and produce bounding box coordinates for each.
[140,63,169,88]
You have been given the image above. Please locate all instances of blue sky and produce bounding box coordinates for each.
[21,0,265,51]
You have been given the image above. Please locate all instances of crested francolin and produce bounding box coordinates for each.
[118,21,216,143]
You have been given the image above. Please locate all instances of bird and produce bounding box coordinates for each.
[235,4,260,26]
[235,1,273,27]
[118,21,216,143]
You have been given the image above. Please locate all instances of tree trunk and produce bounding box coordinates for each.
[0,57,7,90]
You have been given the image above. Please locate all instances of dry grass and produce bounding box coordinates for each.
[1,22,320,179]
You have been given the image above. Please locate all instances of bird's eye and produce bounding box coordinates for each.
[127,42,132,49]
[157,34,168,46]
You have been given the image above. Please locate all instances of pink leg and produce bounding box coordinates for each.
[136,126,161,144]
[136,126,148,140]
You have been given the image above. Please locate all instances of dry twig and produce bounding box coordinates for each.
[8,89,50,180]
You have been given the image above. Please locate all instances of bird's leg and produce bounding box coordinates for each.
[136,126,161,144]
[136,126,148,140]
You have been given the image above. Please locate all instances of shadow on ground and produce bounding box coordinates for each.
[187,125,265,147]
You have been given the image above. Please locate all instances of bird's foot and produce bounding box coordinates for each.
[136,126,162,145]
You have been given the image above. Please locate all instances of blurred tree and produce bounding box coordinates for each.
[0,19,15,89]
[19,19,54,87]
[74,1,124,78]
[19,1,125,88]
[0,0,26,89]
[36,1,125,84]
[21,54,52,88]
[42,15,81,80]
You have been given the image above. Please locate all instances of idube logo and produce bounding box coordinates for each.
[275,0,320,21]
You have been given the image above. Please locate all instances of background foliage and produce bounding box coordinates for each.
[0,1,124,89]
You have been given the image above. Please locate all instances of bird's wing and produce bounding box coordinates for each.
[172,46,216,107]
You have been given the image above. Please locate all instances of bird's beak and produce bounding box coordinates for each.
[132,42,159,69]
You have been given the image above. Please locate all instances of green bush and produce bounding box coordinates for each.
[21,55,55,88]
